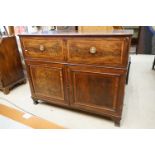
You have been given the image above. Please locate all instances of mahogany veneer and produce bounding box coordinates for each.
[0,36,26,94]
[19,30,132,126]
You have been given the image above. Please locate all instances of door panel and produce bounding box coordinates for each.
[68,65,126,115]
[28,62,68,105]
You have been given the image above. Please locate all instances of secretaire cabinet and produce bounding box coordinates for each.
[19,30,132,126]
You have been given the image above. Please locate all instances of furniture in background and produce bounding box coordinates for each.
[151,27,155,70]
[56,26,76,31]
[126,57,131,84]
[78,26,123,32]
[19,30,132,126]
[123,26,140,46]
[136,26,155,54]
[0,36,26,94]
[152,57,155,70]
[8,26,15,35]
[136,26,155,69]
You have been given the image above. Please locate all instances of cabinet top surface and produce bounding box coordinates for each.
[19,30,133,37]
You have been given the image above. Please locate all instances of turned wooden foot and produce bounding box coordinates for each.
[3,87,10,95]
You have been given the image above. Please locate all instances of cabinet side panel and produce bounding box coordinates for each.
[0,37,24,86]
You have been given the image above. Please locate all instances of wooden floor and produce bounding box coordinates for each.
[0,104,64,129]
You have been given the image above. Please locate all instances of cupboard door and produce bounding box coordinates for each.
[27,62,68,105]
[68,65,126,116]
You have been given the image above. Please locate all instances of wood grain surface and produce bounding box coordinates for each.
[0,104,64,129]
[19,31,132,126]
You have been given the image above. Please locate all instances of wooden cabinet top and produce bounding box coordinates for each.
[19,30,133,37]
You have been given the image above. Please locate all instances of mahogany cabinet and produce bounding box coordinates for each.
[19,30,132,126]
[0,36,26,94]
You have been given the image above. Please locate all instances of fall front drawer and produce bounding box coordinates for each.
[67,37,130,67]
[20,37,64,60]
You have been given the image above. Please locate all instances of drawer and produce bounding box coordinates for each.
[67,37,130,67]
[20,37,64,60]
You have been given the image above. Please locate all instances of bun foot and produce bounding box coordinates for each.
[3,87,10,95]
[32,97,39,105]
[114,119,121,127]
[22,79,27,84]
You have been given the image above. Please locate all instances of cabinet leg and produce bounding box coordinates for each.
[3,87,10,95]
[19,79,26,85]
[32,98,39,105]
[114,119,121,127]
[22,79,27,84]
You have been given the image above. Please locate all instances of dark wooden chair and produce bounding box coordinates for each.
[152,56,155,70]
[137,27,155,55]
[126,57,131,84]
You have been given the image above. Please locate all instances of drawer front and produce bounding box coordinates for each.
[21,37,64,60]
[67,37,130,67]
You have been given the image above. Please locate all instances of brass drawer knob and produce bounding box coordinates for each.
[39,45,45,51]
[90,47,96,54]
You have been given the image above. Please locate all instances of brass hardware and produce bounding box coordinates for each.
[25,49,28,52]
[39,45,45,51]
[90,47,96,54]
